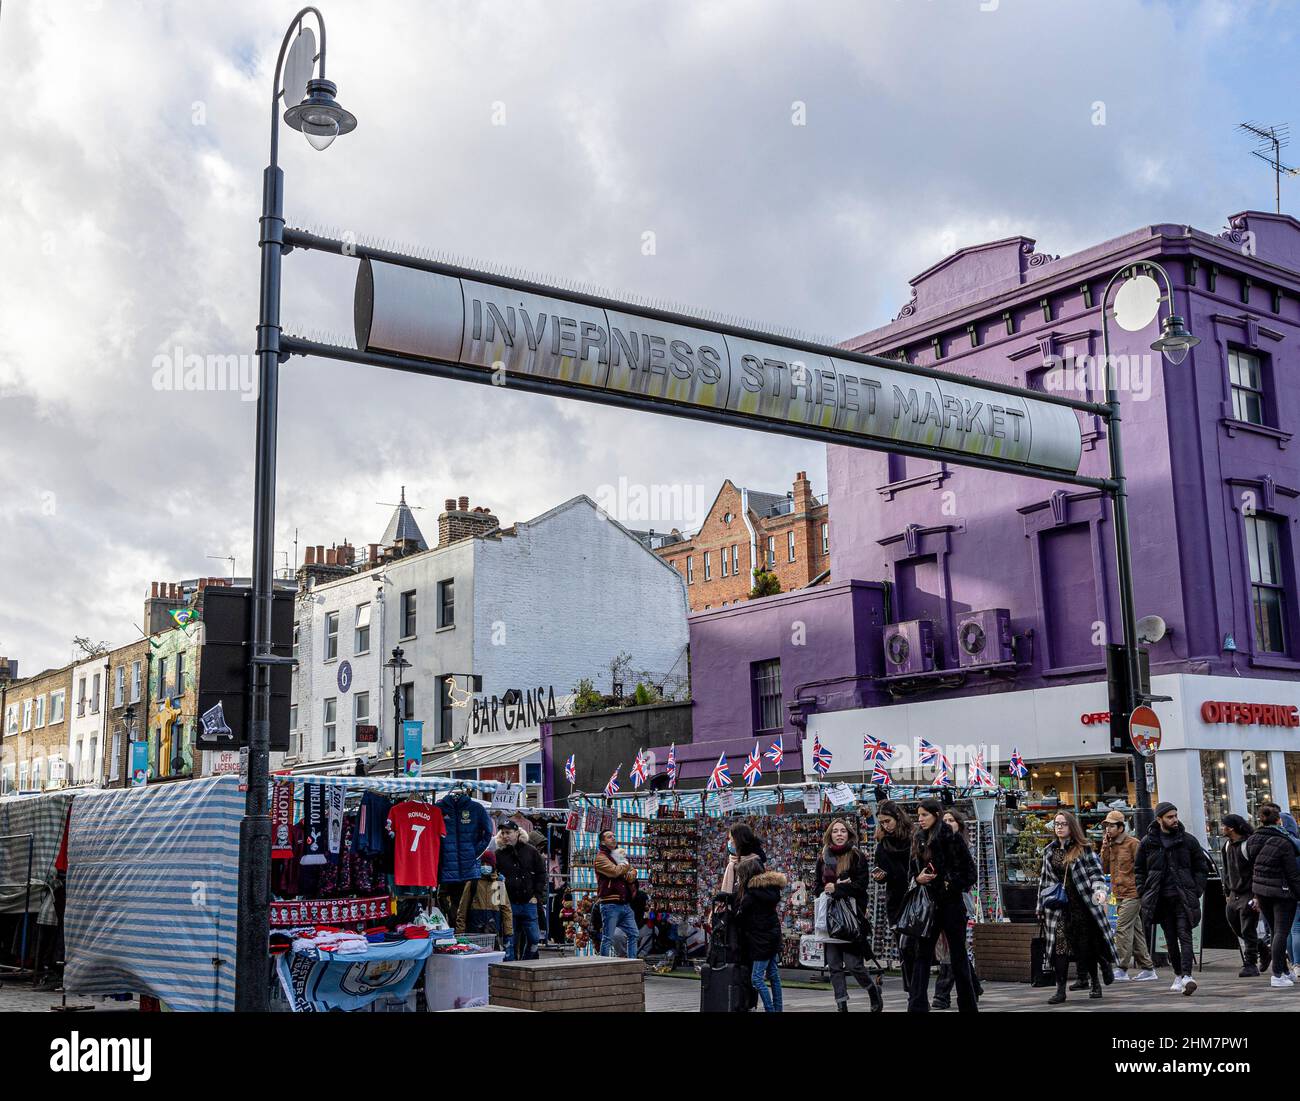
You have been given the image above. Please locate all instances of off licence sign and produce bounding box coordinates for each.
[1129,705,1162,757]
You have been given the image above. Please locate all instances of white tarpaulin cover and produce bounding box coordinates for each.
[64,776,241,1011]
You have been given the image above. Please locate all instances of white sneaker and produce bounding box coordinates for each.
[1112,968,1130,982]
[1169,976,1185,992]
[1271,973,1296,988]
[1134,969,1159,982]
[1182,976,1197,995]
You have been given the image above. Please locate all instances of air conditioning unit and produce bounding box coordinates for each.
[882,620,935,676]
[956,608,1014,669]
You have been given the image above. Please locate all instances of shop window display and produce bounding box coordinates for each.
[1286,752,1300,816]
[1242,749,1273,823]
[1200,750,1232,858]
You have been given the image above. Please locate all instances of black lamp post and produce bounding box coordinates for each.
[386,646,412,777]
[1098,261,1198,835]
[236,5,357,1013]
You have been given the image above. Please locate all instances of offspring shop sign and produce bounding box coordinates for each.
[1201,700,1300,727]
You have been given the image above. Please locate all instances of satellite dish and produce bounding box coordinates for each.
[1114,274,1162,332]
[1136,615,1168,644]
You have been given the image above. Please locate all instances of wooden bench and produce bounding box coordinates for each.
[489,956,645,1012]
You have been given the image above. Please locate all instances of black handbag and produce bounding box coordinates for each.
[826,894,862,942]
[895,882,935,939]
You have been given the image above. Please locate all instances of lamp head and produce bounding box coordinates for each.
[1151,314,1199,365]
[283,78,357,151]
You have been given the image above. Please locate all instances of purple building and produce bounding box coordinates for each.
[681,210,1300,861]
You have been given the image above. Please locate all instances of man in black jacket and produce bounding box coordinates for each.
[1245,804,1300,987]
[1135,802,1212,996]
[495,821,547,961]
[1220,815,1268,977]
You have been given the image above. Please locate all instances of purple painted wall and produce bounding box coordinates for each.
[685,210,1300,756]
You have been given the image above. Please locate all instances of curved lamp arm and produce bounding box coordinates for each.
[269,6,327,170]
[1098,259,1178,371]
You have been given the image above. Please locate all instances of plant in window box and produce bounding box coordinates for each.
[1012,813,1053,881]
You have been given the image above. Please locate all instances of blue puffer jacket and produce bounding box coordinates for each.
[436,792,494,884]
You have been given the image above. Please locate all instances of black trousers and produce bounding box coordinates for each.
[1153,897,1195,976]
[1258,897,1297,978]
[1224,893,1268,968]
[904,897,977,1013]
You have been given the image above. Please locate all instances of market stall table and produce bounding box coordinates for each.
[276,937,435,1013]
[424,948,505,1010]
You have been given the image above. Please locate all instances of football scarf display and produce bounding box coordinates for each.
[301,783,328,865]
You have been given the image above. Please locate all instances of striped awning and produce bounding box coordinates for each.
[422,739,539,774]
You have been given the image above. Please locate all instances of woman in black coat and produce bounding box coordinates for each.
[734,854,787,1011]
[1246,804,1300,985]
[905,798,979,1013]
[813,817,882,1013]
[871,800,914,928]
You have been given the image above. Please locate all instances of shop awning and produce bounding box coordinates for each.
[422,739,539,774]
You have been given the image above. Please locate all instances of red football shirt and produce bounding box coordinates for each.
[386,802,446,887]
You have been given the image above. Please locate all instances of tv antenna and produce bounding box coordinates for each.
[1237,121,1299,214]
[206,554,236,580]
[377,485,424,510]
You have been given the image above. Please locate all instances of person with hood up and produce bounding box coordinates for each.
[1037,810,1117,1004]
[455,849,513,945]
[813,817,883,1013]
[1220,814,1268,977]
[495,820,547,961]
[733,854,787,1012]
[1245,803,1300,987]
[1135,801,1212,995]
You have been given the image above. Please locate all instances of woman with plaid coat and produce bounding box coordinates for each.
[1037,810,1118,1004]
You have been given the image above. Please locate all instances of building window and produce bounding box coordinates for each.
[354,691,370,741]
[438,579,455,629]
[32,758,42,791]
[1242,749,1274,821]
[109,732,122,781]
[1229,349,1266,425]
[34,695,45,728]
[50,690,65,724]
[77,676,87,717]
[354,603,371,654]
[704,552,712,581]
[91,673,101,714]
[439,677,453,743]
[732,545,739,576]
[822,522,829,556]
[788,531,796,562]
[400,590,418,638]
[324,611,339,660]
[1246,514,1288,654]
[1200,750,1231,859]
[752,659,782,734]
[686,556,694,584]
[114,666,125,708]
[20,763,29,791]
[721,550,729,578]
[292,624,300,661]
[5,704,17,735]
[289,704,300,759]
[2,764,14,794]
[156,660,167,700]
[401,682,415,722]
[323,698,337,753]
[21,699,32,731]
[172,656,183,699]
[131,661,142,703]
[767,536,776,568]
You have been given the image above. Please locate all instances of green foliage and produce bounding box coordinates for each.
[749,568,782,599]
[571,677,604,715]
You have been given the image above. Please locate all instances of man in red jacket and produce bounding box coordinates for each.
[594,829,640,959]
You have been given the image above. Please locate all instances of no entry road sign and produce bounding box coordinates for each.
[1129,705,1162,757]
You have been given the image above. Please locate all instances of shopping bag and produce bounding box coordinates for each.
[814,893,850,944]
[895,882,935,939]
[826,894,862,942]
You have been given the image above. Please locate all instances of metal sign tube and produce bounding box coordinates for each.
[347,255,1084,476]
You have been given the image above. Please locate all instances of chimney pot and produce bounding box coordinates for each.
[444,498,455,511]
[326,548,337,566]
[151,581,159,598]
[316,545,325,562]
[458,496,469,511]
[305,546,315,565]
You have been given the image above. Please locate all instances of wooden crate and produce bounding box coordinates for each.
[489,956,645,1012]
[973,922,1039,983]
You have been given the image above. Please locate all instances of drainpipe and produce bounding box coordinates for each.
[740,488,760,585]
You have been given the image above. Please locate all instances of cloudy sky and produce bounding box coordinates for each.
[0,0,1294,672]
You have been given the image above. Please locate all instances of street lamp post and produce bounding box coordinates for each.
[386,646,412,776]
[237,6,357,1013]
[1099,261,1198,835]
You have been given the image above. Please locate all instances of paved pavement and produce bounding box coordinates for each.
[644,949,1300,1012]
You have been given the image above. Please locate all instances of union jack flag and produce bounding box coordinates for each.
[1009,747,1028,779]
[812,736,832,776]
[936,754,953,787]
[742,742,763,787]
[666,743,678,788]
[863,734,894,762]
[970,748,995,788]
[564,754,576,785]
[603,766,621,798]
[630,750,648,789]
[764,735,784,768]
[918,738,942,765]
[707,752,732,790]
[871,760,892,785]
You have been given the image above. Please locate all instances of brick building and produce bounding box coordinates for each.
[1,661,75,793]
[654,472,830,610]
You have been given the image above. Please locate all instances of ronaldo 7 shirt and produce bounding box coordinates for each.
[385,802,447,887]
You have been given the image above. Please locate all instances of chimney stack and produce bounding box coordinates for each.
[437,495,500,548]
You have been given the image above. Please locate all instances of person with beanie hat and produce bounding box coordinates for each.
[455,848,514,944]
[1220,814,1268,977]
[1101,810,1157,981]
[1135,802,1212,995]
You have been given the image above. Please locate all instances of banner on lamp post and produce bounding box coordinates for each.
[402,720,424,778]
